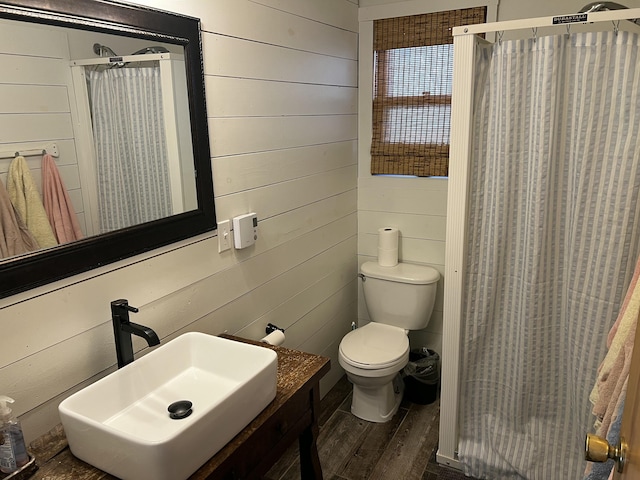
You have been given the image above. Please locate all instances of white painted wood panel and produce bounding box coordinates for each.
[318,339,345,396]
[235,252,357,342]
[210,115,357,157]
[285,281,358,349]
[358,175,448,195]
[358,181,448,216]
[56,164,81,190]
[67,189,85,218]
[0,55,69,85]
[358,210,447,242]
[215,165,356,221]
[128,0,358,58]
[250,0,358,32]
[0,113,73,143]
[0,19,66,57]
[298,299,356,354]
[163,238,356,345]
[0,85,70,114]
[358,233,445,266]
[203,34,357,87]
[215,238,356,341]
[1,322,117,418]
[208,77,357,117]
[146,215,357,344]
[255,191,356,249]
[213,141,356,196]
[285,280,355,353]
[202,0,357,59]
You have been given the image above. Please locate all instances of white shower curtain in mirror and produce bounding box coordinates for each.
[89,66,171,233]
[459,31,640,479]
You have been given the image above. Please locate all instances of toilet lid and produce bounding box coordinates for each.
[340,323,409,369]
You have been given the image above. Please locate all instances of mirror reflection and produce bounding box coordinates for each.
[0,0,214,300]
[0,18,197,261]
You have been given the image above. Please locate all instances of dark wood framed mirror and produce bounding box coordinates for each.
[0,0,215,299]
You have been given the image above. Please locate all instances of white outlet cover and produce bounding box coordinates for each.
[217,220,231,253]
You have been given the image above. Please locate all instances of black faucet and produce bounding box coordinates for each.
[111,299,160,368]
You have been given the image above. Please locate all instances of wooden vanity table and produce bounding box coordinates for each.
[25,336,331,480]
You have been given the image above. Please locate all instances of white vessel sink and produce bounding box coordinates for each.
[59,332,278,480]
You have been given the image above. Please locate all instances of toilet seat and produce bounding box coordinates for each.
[339,323,409,370]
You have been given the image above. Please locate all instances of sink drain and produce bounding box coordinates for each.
[168,400,193,419]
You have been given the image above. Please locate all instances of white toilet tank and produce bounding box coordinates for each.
[361,261,440,330]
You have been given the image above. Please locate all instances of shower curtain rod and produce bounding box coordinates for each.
[453,6,640,36]
[70,52,182,67]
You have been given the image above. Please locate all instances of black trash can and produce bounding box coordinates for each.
[403,348,440,405]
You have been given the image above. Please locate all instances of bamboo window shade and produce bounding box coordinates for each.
[371,7,486,177]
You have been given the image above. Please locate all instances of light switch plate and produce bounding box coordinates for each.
[217,220,231,253]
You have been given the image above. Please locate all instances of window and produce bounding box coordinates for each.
[370,8,486,177]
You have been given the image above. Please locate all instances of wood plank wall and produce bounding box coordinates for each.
[0,0,358,443]
[0,19,87,235]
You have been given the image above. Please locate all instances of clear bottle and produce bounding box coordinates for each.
[0,396,29,473]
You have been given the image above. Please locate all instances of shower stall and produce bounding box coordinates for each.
[439,7,640,479]
[69,50,196,235]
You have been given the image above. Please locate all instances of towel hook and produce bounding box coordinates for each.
[612,20,620,36]
[532,27,538,43]
[14,151,19,157]
[497,30,504,45]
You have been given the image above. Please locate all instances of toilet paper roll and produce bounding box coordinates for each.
[378,247,398,267]
[378,227,399,250]
[377,227,399,266]
[260,329,285,346]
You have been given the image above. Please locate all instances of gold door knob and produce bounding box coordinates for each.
[585,433,627,473]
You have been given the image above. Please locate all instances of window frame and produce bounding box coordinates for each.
[359,0,498,179]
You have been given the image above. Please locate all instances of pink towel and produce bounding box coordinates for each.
[42,153,83,244]
[590,257,640,407]
[590,255,640,435]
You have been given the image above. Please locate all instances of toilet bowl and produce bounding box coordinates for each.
[339,261,439,423]
[339,323,410,422]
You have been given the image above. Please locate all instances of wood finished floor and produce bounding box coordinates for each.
[265,375,473,480]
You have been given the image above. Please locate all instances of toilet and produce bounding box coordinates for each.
[339,261,440,423]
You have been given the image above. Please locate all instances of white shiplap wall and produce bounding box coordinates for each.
[0,19,87,235]
[0,0,358,443]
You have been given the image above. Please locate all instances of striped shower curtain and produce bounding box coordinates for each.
[458,31,640,479]
[88,67,171,233]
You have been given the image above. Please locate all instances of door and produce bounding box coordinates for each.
[588,319,640,478]
[616,319,640,479]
